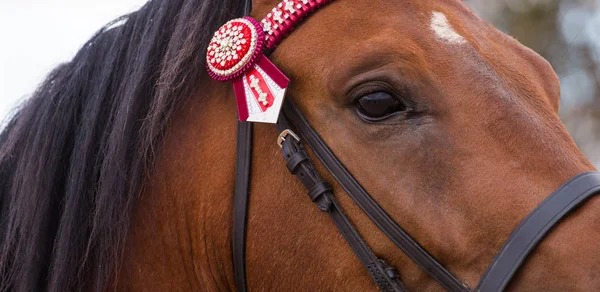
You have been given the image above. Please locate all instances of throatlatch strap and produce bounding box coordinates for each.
[476,172,600,291]
[233,121,252,292]
[280,100,470,292]
[276,116,406,292]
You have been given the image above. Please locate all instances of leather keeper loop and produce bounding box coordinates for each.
[308,182,332,202]
[286,151,308,174]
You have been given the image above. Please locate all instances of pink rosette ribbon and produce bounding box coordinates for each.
[206,16,290,124]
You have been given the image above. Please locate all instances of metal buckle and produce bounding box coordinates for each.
[277,129,300,148]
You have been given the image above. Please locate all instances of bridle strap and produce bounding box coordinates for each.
[233,121,252,292]
[276,114,407,292]
[280,100,470,292]
[476,172,600,291]
[234,112,408,292]
[232,4,254,292]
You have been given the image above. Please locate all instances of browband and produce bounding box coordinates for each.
[206,0,335,124]
[261,0,334,50]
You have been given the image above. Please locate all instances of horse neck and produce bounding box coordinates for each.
[120,79,238,290]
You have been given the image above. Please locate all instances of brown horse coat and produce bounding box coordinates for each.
[121,0,598,291]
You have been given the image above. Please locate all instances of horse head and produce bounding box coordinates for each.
[208,0,596,289]
[1,0,598,291]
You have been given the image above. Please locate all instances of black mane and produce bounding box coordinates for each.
[0,1,245,290]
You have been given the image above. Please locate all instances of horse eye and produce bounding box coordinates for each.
[355,91,406,121]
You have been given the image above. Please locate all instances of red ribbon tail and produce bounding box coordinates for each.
[233,78,249,121]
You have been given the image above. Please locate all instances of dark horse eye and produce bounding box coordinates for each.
[356,92,406,121]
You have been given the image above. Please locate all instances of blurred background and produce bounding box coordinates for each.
[466,0,600,166]
[0,0,598,166]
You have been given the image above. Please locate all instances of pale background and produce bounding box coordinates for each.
[0,0,598,166]
[0,0,147,123]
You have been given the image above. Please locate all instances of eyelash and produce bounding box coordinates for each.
[350,82,389,102]
[348,81,413,107]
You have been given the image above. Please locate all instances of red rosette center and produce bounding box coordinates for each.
[206,17,265,81]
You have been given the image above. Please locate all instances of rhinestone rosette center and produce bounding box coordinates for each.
[206,17,265,81]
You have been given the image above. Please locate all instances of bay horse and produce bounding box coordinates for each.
[0,0,598,291]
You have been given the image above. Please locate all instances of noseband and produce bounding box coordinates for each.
[207,1,600,291]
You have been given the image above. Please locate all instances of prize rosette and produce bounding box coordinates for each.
[206,17,290,124]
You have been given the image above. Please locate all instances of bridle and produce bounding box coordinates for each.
[212,1,600,291]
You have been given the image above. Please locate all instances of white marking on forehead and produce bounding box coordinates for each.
[430,11,467,45]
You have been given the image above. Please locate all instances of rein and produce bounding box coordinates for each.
[211,1,600,291]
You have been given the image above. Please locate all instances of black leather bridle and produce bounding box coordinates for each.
[232,2,600,291]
